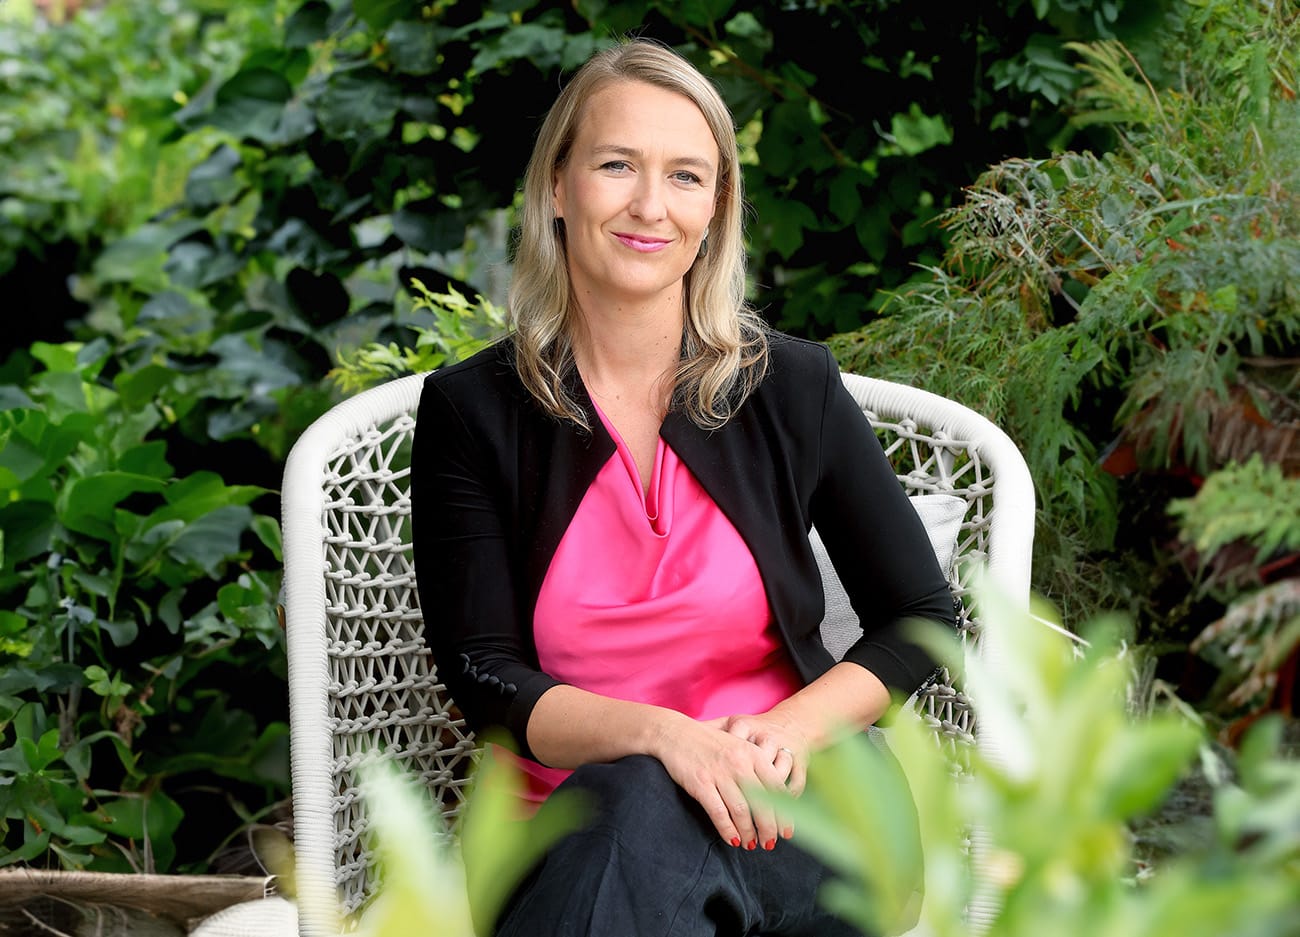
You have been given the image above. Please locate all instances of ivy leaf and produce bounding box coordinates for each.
[92,220,204,287]
[761,198,820,261]
[385,20,438,76]
[207,66,295,144]
[0,386,36,411]
[164,505,254,578]
[353,0,421,31]
[184,144,245,209]
[316,69,403,140]
[672,0,736,24]
[828,170,865,225]
[59,471,168,540]
[285,0,333,48]
[115,365,176,411]
[888,104,953,156]
[393,200,470,253]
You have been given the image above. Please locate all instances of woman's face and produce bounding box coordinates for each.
[553,80,719,314]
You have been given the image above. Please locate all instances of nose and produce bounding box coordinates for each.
[628,175,667,222]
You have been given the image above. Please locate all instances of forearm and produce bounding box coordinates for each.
[764,661,892,750]
[525,683,692,769]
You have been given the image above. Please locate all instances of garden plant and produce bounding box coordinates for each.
[0,0,1294,919]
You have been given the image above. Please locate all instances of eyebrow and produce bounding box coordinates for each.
[590,144,716,176]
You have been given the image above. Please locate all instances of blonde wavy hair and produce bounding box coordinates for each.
[509,39,768,430]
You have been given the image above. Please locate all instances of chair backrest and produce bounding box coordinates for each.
[281,369,1035,936]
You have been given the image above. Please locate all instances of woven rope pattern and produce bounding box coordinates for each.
[318,414,474,913]
[865,413,994,759]
[316,404,996,912]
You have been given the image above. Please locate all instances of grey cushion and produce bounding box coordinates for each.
[814,494,968,661]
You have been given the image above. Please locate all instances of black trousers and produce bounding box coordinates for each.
[492,754,882,937]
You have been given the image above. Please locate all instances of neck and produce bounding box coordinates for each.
[571,296,684,411]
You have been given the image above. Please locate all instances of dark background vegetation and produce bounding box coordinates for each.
[1,0,1295,875]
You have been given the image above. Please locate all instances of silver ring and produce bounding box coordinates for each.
[778,747,794,756]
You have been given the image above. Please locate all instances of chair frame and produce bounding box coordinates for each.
[281,370,1035,936]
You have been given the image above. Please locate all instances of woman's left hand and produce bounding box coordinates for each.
[707,712,810,798]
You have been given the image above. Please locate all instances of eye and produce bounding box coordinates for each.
[672,170,703,185]
[600,160,631,173]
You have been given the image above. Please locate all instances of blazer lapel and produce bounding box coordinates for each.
[519,373,616,608]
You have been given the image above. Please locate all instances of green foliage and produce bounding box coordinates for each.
[340,588,1300,937]
[0,0,1235,875]
[346,748,583,937]
[45,0,1159,368]
[1190,580,1300,718]
[1171,457,1300,564]
[762,587,1300,937]
[829,1,1300,644]
[1171,458,1300,720]
[0,0,282,274]
[330,283,508,393]
[0,341,289,871]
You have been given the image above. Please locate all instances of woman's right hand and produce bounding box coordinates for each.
[651,714,793,851]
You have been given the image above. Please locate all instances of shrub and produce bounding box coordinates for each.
[829,0,1300,652]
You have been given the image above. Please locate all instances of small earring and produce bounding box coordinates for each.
[697,235,708,259]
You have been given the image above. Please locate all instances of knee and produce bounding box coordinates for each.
[561,755,700,839]
[564,754,680,805]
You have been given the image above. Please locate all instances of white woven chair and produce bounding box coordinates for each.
[281,369,1036,937]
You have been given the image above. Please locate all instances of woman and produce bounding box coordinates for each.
[411,39,954,936]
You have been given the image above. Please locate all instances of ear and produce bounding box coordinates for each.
[552,172,564,220]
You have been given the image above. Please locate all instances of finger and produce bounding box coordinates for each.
[748,789,781,851]
[700,789,744,848]
[772,746,796,786]
[722,716,754,741]
[787,752,808,797]
[720,783,758,851]
[776,803,796,841]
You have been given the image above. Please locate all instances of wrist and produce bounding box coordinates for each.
[642,706,693,762]
[764,701,820,749]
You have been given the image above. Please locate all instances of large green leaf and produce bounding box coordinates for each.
[353,0,421,31]
[0,663,82,696]
[184,144,245,208]
[164,241,248,290]
[471,21,568,73]
[59,471,168,539]
[284,0,333,49]
[114,365,176,411]
[392,199,472,254]
[164,504,255,578]
[207,66,294,143]
[316,68,403,140]
[385,19,438,75]
[92,219,205,287]
[888,103,954,156]
[155,471,266,523]
[90,790,184,871]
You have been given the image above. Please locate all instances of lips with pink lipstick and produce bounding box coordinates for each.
[613,232,672,252]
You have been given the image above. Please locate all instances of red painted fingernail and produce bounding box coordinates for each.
[746,840,757,850]
[782,827,794,839]
[730,837,741,848]
[764,838,776,851]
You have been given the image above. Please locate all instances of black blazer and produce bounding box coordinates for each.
[411,334,954,760]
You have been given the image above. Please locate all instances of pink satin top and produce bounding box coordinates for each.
[513,403,803,803]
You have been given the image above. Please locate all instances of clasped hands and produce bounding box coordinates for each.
[656,710,810,852]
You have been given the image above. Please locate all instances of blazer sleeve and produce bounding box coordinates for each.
[410,374,560,758]
[807,345,954,696]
